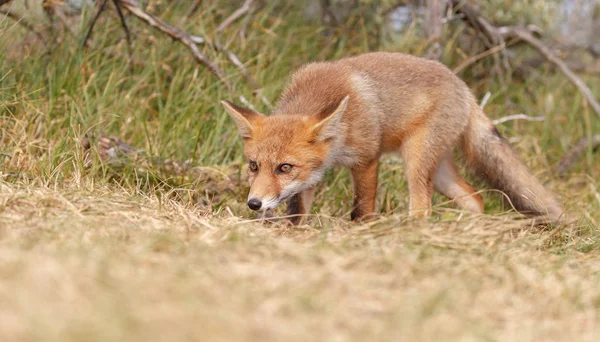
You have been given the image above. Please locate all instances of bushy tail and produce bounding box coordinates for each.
[461,101,563,222]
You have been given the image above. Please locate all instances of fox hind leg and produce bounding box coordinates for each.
[434,153,484,213]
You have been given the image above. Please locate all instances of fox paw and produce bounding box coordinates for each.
[351,212,381,223]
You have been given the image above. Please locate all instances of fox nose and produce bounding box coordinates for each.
[247,198,262,211]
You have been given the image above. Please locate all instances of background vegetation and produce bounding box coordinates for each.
[1,0,599,340]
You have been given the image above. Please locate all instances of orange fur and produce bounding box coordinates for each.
[222,52,563,223]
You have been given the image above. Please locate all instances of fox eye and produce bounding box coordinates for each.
[277,163,293,173]
[249,161,258,172]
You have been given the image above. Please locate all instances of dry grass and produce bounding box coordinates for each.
[1,180,600,342]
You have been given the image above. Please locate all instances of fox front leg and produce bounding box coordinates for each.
[350,160,380,222]
[285,187,316,225]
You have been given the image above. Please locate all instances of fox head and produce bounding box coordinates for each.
[221,96,349,212]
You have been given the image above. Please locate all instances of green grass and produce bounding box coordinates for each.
[1,1,599,341]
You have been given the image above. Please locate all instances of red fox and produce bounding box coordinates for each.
[222,52,563,224]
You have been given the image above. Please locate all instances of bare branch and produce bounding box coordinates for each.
[453,43,506,74]
[116,0,230,89]
[188,0,203,17]
[0,8,44,42]
[557,135,600,177]
[498,26,600,119]
[112,0,133,72]
[210,41,272,108]
[520,57,600,76]
[450,1,600,119]
[238,5,253,43]
[216,0,253,33]
[450,0,510,84]
[83,0,109,48]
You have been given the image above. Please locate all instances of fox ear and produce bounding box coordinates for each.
[312,95,349,141]
[221,100,264,139]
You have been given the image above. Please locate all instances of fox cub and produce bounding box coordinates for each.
[222,52,563,224]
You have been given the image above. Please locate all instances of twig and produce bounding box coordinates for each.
[83,0,109,48]
[238,5,253,43]
[0,9,44,42]
[479,92,491,108]
[453,43,506,74]
[80,0,267,106]
[451,1,600,118]
[498,26,600,119]
[450,0,510,85]
[116,0,231,89]
[212,41,271,107]
[216,0,253,33]
[188,0,202,17]
[112,0,133,72]
[492,114,545,125]
[557,135,600,177]
[214,42,258,89]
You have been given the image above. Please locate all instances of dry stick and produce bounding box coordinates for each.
[453,43,506,74]
[498,26,600,119]
[517,57,600,75]
[83,0,110,48]
[450,0,509,85]
[0,9,44,42]
[216,0,253,33]
[449,2,600,171]
[451,2,600,118]
[492,114,545,125]
[211,40,272,108]
[557,134,600,177]
[188,0,203,17]
[116,0,231,90]
[212,0,270,108]
[479,91,491,108]
[112,0,134,72]
[523,58,600,76]
[238,6,253,43]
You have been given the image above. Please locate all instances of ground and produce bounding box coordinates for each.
[1,180,599,341]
